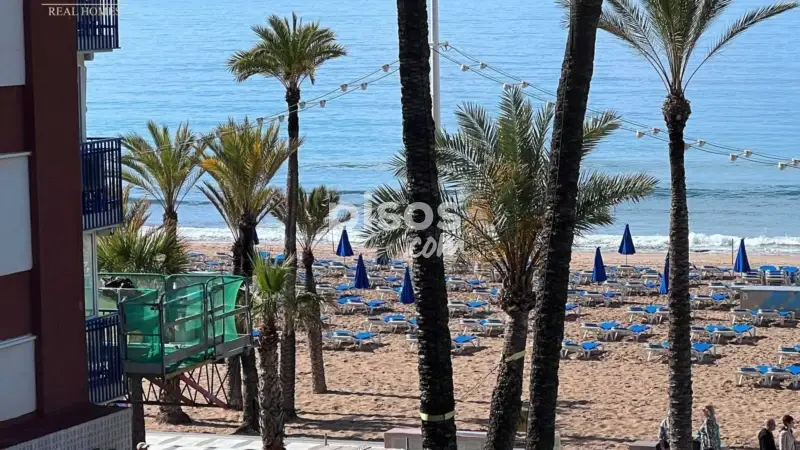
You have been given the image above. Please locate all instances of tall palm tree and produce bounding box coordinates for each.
[365,89,656,450]
[590,1,797,446]
[121,120,202,233]
[394,0,457,448]
[198,117,291,433]
[525,0,603,448]
[250,255,329,450]
[272,186,347,393]
[227,14,346,419]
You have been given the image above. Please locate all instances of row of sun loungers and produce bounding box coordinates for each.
[736,365,800,387]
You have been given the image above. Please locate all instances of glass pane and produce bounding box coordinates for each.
[84,234,95,317]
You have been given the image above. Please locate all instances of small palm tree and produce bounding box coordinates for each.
[97,186,190,275]
[251,255,330,450]
[121,121,203,233]
[228,15,345,418]
[587,1,797,446]
[364,88,655,450]
[271,186,347,393]
[197,117,291,432]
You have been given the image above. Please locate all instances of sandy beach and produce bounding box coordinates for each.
[145,244,800,449]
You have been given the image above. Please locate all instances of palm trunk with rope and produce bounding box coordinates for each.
[396,0,457,447]
[526,0,602,448]
[281,87,301,420]
[484,288,534,450]
[663,93,693,450]
[257,320,284,450]
[303,247,327,393]
[236,217,259,432]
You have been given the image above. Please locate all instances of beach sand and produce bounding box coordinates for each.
[145,245,800,449]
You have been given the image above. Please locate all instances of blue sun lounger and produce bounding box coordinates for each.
[610,324,651,341]
[778,345,800,364]
[561,340,604,359]
[452,334,480,353]
[736,365,800,387]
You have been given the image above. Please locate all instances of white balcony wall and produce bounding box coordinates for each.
[0,154,33,276]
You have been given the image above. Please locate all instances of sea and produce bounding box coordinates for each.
[86,0,800,254]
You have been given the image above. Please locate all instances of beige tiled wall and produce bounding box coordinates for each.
[8,408,131,450]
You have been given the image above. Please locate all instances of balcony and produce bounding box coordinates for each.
[76,0,120,52]
[81,138,123,231]
[86,313,127,404]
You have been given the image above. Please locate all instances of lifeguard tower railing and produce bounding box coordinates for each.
[98,273,251,378]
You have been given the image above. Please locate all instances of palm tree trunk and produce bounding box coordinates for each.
[226,354,243,411]
[237,347,260,433]
[526,1,602,448]
[155,379,191,425]
[234,218,258,425]
[663,93,693,450]
[281,87,301,421]
[396,0,457,447]
[485,294,532,450]
[303,248,327,393]
[130,375,146,447]
[257,322,284,450]
[163,209,178,235]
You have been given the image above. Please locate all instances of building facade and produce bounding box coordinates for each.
[0,0,128,448]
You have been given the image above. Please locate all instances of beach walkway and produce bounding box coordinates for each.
[145,431,387,449]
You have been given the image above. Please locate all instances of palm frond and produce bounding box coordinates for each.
[685,2,798,88]
[574,171,658,234]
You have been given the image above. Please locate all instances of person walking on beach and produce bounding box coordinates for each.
[761,418,778,450]
[697,405,722,450]
[779,415,796,450]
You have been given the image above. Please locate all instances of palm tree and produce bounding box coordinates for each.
[227,14,346,419]
[198,117,291,433]
[251,254,330,450]
[364,89,655,450]
[121,120,202,233]
[271,186,347,393]
[525,0,604,448]
[394,0,457,448]
[589,0,797,446]
[98,186,191,275]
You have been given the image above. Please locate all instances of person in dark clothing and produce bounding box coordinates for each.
[761,418,778,450]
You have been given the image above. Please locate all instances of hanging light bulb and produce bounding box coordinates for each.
[382,64,390,72]
[635,130,645,138]
[256,117,264,126]
[778,162,787,170]
[651,127,661,135]
[792,158,800,166]
[278,115,285,123]
[299,101,306,109]
[479,62,488,69]
[696,139,706,147]
[684,142,691,151]
[360,82,368,90]
[520,81,529,88]
[319,99,326,108]
[729,153,738,161]
[743,149,753,158]
[460,64,470,72]
[340,84,348,92]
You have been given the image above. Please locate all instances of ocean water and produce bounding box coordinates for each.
[87,0,800,254]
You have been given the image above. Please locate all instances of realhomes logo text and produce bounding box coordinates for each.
[45,3,119,16]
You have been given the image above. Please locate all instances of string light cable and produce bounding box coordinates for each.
[126,61,400,156]
[434,43,800,171]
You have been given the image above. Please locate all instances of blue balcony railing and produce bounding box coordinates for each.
[86,313,127,404]
[81,137,123,231]
[76,0,120,52]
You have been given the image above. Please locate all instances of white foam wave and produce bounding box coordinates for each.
[173,226,800,255]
